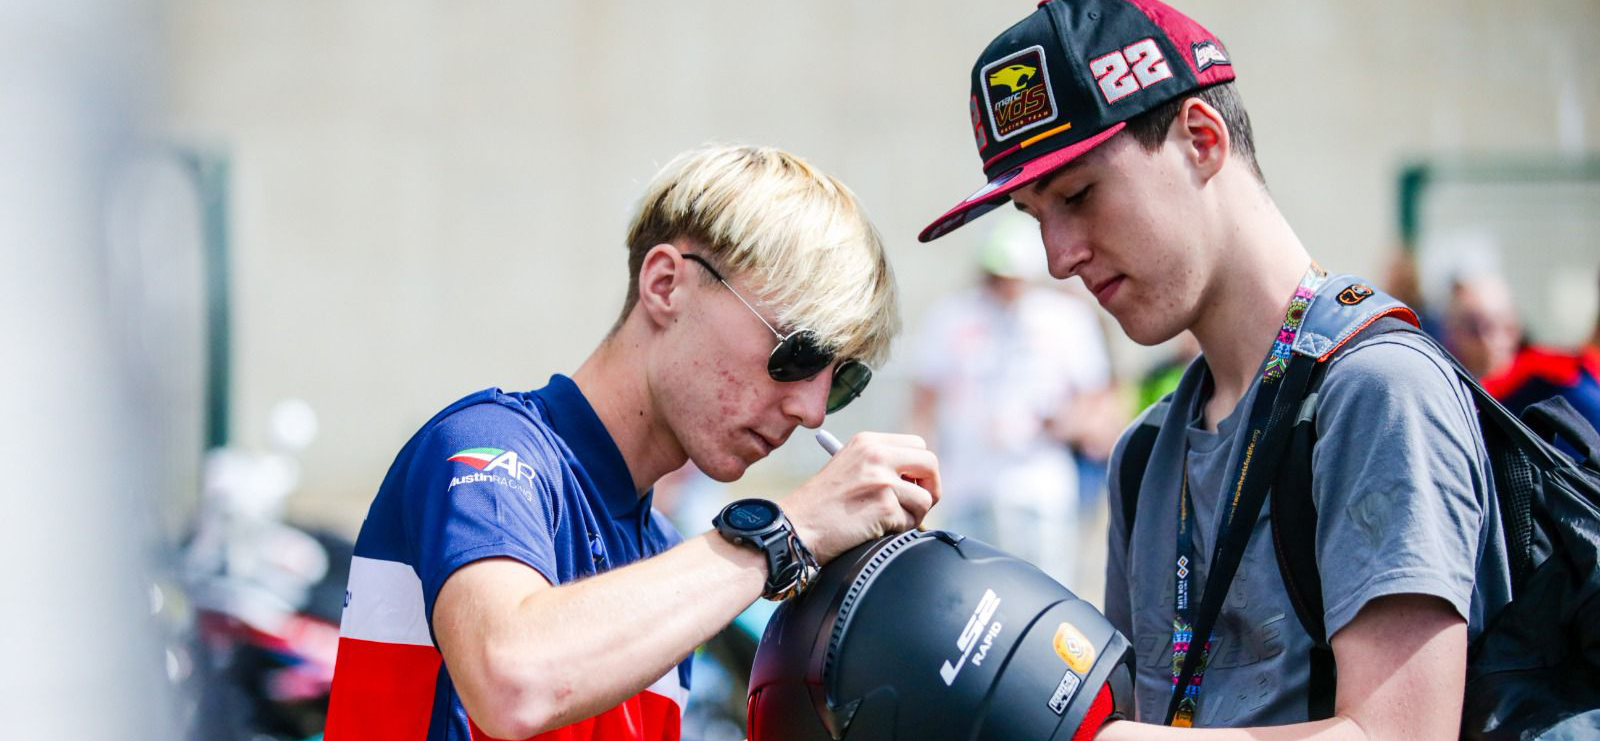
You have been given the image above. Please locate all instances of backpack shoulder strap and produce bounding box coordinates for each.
[1118,396,1171,542]
[1271,289,1424,720]
[1288,276,1420,363]
[1273,315,1422,716]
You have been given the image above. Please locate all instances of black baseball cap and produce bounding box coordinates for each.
[919,0,1235,242]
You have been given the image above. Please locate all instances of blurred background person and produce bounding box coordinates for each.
[1445,269,1600,443]
[907,214,1113,589]
[1444,271,1525,380]
[1382,249,1448,339]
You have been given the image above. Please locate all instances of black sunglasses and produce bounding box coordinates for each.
[682,253,871,413]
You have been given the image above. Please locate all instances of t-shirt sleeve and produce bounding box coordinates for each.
[1103,420,1142,637]
[401,401,564,624]
[648,509,686,554]
[1311,335,1490,638]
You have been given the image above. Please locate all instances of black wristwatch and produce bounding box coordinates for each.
[713,498,820,601]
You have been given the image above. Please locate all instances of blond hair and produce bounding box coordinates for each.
[619,144,900,366]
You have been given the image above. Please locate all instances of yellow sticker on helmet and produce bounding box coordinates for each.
[1053,622,1095,674]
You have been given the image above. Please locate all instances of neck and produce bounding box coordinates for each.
[1188,198,1313,421]
[570,329,685,497]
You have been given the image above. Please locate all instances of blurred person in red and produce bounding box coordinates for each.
[909,213,1114,587]
[1445,270,1600,447]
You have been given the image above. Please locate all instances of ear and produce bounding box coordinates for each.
[635,243,691,329]
[1172,97,1230,183]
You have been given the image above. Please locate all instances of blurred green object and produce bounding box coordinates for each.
[1137,359,1187,414]
[977,214,1048,280]
[1397,155,1600,250]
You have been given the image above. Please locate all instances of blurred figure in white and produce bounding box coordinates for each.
[909,213,1112,587]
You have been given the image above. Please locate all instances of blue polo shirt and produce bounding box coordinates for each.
[327,375,690,741]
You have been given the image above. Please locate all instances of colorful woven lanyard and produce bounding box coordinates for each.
[1169,265,1324,727]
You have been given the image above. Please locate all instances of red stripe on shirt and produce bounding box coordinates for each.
[325,636,444,741]
[469,688,683,741]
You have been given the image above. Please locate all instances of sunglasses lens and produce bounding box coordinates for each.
[826,361,871,414]
[764,330,867,413]
[768,331,833,382]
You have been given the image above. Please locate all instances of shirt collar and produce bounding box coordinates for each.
[532,374,648,518]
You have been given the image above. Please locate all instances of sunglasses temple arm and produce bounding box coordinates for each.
[717,278,787,341]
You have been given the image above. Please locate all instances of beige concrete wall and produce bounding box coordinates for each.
[160,0,1600,532]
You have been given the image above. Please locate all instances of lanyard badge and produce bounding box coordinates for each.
[1168,266,1324,726]
[1170,467,1206,726]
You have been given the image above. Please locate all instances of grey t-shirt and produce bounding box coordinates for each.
[1105,331,1513,727]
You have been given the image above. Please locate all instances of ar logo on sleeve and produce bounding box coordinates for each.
[447,447,537,483]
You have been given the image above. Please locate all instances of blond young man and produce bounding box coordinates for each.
[921,1,1509,739]
[326,145,939,741]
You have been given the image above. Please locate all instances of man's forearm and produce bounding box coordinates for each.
[1094,596,1466,741]
[520,532,765,726]
[1097,717,1361,741]
[439,532,766,737]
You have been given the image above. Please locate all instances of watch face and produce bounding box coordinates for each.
[727,500,779,531]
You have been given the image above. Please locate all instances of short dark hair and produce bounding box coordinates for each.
[1121,82,1265,183]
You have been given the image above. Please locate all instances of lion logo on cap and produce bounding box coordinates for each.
[981,46,1058,140]
[987,64,1037,93]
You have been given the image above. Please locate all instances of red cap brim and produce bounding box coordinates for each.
[918,122,1125,242]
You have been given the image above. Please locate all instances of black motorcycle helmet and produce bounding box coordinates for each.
[749,530,1133,741]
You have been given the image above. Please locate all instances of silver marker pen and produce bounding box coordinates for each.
[815,429,843,457]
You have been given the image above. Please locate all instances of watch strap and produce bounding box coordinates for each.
[764,529,820,601]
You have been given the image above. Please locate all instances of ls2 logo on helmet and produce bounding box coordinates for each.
[939,588,1003,686]
[980,46,1058,141]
